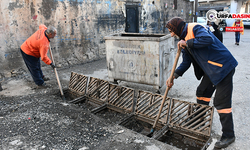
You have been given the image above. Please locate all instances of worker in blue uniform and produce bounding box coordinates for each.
[165,17,237,149]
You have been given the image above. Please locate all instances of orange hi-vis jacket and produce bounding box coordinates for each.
[21,24,52,65]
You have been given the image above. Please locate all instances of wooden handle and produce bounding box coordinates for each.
[49,45,65,98]
[152,47,181,129]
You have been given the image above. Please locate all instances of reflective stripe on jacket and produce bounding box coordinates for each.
[175,23,238,85]
[21,24,52,65]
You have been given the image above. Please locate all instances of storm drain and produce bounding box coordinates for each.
[68,72,88,95]
[64,72,88,103]
[90,83,135,125]
[135,90,171,127]
[107,84,134,113]
[87,77,109,105]
[119,114,153,136]
[64,72,214,150]
[152,99,214,150]
[93,108,131,125]
[156,130,210,150]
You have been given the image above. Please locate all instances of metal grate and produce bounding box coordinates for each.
[108,84,134,113]
[168,99,214,138]
[87,77,109,104]
[136,90,171,125]
[68,72,88,95]
[67,72,214,145]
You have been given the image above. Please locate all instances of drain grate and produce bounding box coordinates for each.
[68,72,88,95]
[87,77,109,105]
[66,72,214,149]
[107,84,134,113]
[136,90,171,127]
[168,99,214,140]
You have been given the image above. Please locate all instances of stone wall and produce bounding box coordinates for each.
[0,0,193,77]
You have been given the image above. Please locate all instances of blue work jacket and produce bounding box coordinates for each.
[175,23,238,85]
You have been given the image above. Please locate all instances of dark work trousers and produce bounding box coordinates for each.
[196,68,235,139]
[235,32,240,43]
[20,49,44,85]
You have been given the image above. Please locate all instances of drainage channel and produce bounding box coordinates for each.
[63,72,214,150]
[157,131,205,150]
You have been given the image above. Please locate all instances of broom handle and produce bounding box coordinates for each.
[152,47,181,129]
[48,44,65,98]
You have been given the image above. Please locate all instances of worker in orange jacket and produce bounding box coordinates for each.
[20,24,57,86]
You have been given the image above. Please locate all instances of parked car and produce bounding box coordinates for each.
[242,18,250,28]
[197,17,207,26]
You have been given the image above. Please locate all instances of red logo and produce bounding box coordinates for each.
[225,27,243,32]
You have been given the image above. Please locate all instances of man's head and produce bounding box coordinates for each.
[166,17,186,39]
[46,26,57,39]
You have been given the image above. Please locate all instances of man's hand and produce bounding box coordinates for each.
[177,40,187,49]
[50,63,56,69]
[166,77,175,88]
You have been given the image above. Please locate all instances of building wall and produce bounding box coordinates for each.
[0,0,193,77]
[197,0,249,26]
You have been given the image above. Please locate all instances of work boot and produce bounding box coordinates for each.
[42,75,50,81]
[214,136,235,149]
[37,82,47,88]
